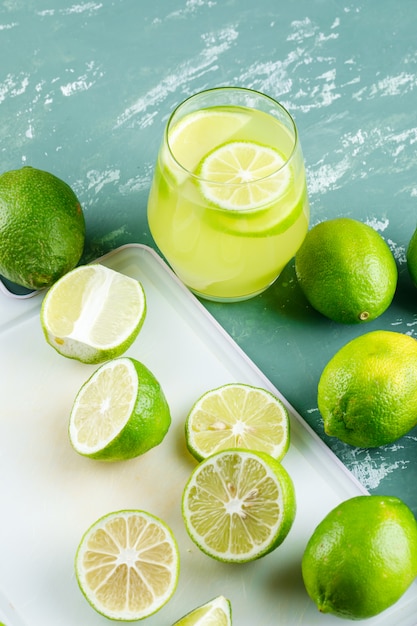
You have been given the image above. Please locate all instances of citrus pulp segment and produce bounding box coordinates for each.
[40,263,146,363]
[69,357,171,461]
[182,449,296,563]
[198,141,291,211]
[75,510,179,621]
[185,383,290,461]
[172,595,232,625]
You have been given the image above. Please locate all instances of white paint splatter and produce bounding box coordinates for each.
[353,72,417,101]
[306,156,350,195]
[0,73,30,103]
[114,25,238,129]
[387,239,406,263]
[365,217,389,232]
[167,0,216,18]
[62,2,102,15]
[350,455,409,490]
[86,169,120,194]
[60,61,104,96]
[0,21,18,30]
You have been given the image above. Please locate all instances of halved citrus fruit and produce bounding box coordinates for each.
[75,510,179,621]
[182,449,296,563]
[185,383,290,461]
[69,357,171,461]
[41,264,146,363]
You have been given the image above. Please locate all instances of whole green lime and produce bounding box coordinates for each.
[318,330,417,447]
[0,166,85,289]
[295,217,397,324]
[302,495,417,620]
[407,225,417,286]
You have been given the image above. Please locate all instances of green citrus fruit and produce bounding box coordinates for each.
[295,217,397,323]
[406,225,417,286]
[318,330,417,447]
[182,448,296,563]
[302,495,417,619]
[41,263,146,364]
[185,383,290,462]
[69,357,171,461]
[172,596,232,626]
[0,166,85,289]
[75,509,179,620]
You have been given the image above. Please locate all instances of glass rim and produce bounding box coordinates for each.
[164,85,300,186]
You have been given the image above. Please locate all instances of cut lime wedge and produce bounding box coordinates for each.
[172,595,232,625]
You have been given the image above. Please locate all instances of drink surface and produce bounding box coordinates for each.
[148,105,309,300]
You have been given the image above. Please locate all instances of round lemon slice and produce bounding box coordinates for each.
[198,141,291,211]
[185,383,290,462]
[172,595,232,625]
[75,510,179,621]
[167,108,249,174]
[41,264,146,364]
[182,449,296,563]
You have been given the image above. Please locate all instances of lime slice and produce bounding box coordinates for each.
[40,264,146,364]
[182,449,296,563]
[69,357,171,461]
[172,595,232,625]
[168,107,249,174]
[75,510,179,621]
[198,141,291,211]
[185,383,290,462]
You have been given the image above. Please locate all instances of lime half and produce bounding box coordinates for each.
[75,510,179,620]
[69,357,171,461]
[185,383,290,461]
[172,595,232,626]
[41,263,146,364]
[182,449,296,563]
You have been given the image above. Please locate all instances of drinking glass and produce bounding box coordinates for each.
[147,87,310,301]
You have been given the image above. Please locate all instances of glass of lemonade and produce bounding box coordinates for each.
[147,87,310,301]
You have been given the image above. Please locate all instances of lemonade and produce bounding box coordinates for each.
[148,88,309,301]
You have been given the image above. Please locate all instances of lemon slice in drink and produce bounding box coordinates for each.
[172,595,232,626]
[182,449,296,563]
[185,383,290,462]
[75,510,179,621]
[69,357,171,461]
[198,141,291,211]
[167,108,249,176]
[41,264,146,364]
